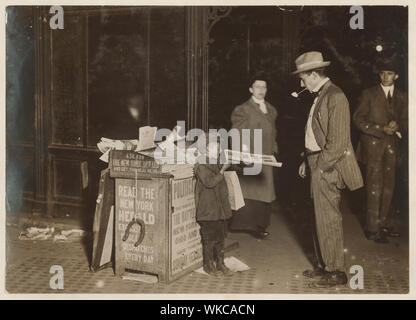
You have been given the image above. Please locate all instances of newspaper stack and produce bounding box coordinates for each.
[224,149,282,167]
[160,163,194,180]
[97,138,140,162]
[97,125,183,163]
[149,137,195,179]
[223,171,245,210]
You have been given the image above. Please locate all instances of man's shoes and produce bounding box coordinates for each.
[309,271,348,288]
[228,229,269,239]
[374,231,389,244]
[303,268,328,279]
[250,230,269,239]
[364,231,378,241]
[381,227,401,238]
[365,230,389,243]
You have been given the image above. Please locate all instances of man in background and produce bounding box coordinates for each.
[353,60,408,243]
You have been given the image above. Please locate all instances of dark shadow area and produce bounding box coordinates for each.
[274,199,318,268]
[79,157,108,266]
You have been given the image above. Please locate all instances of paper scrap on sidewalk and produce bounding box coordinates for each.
[18,227,55,240]
[61,229,85,237]
[122,273,158,284]
[53,234,68,241]
[224,256,250,271]
[53,229,86,242]
[194,256,250,275]
[19,226,86,242]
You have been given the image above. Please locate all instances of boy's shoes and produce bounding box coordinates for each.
[214,240,234,276]
[216,260,233,276]
[202,241,222,277]
[203,262,222,277]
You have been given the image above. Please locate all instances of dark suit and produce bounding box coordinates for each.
[307,80,363,272]
[353,85,407,232]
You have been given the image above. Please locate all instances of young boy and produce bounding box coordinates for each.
[194,133,233,276]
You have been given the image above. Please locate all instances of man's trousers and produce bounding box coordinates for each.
[308,154,345,272]
[365,144,397,232]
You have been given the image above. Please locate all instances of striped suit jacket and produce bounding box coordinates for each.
[310,80,364,191]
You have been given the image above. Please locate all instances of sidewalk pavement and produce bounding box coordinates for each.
[5,198,409,294]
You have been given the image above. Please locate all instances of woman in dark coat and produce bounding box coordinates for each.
[229,75,278,239]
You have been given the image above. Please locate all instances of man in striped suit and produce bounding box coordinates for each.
[293,52,364,288]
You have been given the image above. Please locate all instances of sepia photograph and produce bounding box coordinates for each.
[4,3,410,296]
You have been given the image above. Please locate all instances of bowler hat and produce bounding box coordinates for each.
[292,51,331,75]
[377,59,399,73]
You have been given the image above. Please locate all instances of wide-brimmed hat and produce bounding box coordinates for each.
[292,51,331,75]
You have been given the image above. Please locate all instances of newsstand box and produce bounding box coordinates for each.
[109,150,202,283]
